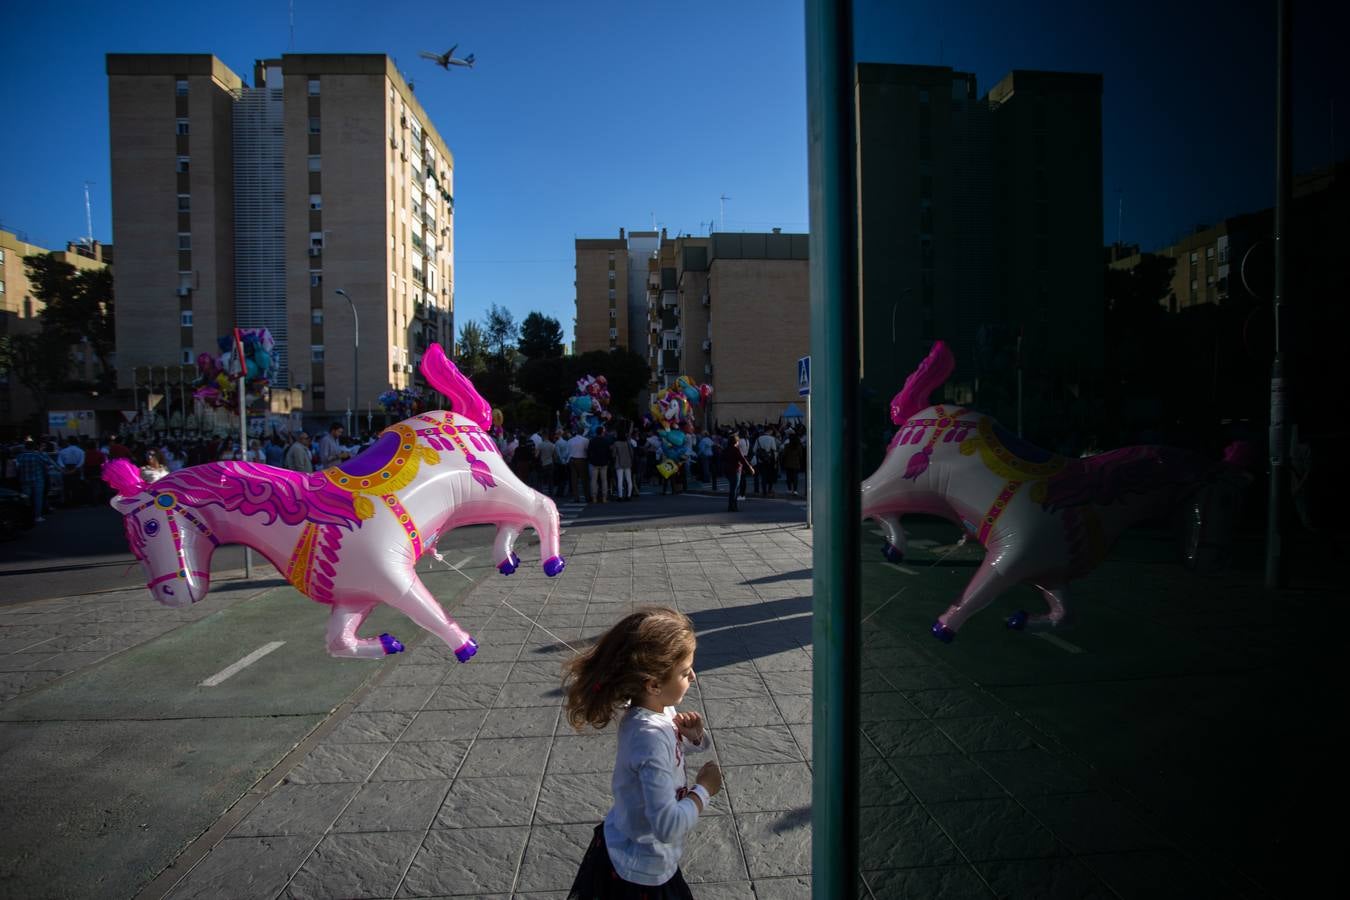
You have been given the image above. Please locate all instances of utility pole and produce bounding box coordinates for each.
[1266,0,1292,589]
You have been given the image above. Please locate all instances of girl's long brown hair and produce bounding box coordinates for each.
[562,606,695,731]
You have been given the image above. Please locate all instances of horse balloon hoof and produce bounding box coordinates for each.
[881,542,903,563]
[930,621,956,643]
[543,555,567,577]
[454,638,479,663]
[379,633,405,654]
[1006,610,1029,631]
[498,554,520,576]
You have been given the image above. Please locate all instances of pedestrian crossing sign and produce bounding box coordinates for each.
[797,356,810,397]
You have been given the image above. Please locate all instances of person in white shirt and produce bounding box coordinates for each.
[563,607,722,897]
[565,431,590,501]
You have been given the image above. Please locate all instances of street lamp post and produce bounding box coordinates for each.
[335,289,360,437]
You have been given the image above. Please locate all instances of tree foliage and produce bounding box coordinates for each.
[517,312,564,360]
[456,320,489,376]
[0,330,73,408]
[23,254,116,379]
[483,304,519,368]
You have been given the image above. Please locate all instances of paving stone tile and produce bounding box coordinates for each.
[324,711,417,744]
[976,857,1115,900]
[749,875,812,899]
[480,705,561,738]
[927,798,1063,862]
[435,775,541,828]
[495,680,566,707]
[881,665,961,691]
[906,687,1000,718]
[440,661,514,684]
[859,691,926,721]
[1020,793,1166,855]
[372,740,471,781]
[859,804,962,870]
[382,664,451,687]
[760,671,812,695]
[331,779,450,833]
[402,709,489,742]
[514,823,596,892]
[232,783,359,837]
[425,681,503,709]
[859,756,912,804]
[283,830,423,899]
[698,673,771,699]
[676,814,749,883]
[165,835,313,900]
[973,749,1095,797]
[713,726,803,765]
[889,754,1008,803]
[458,736,551,777]
[863,865,994,899]
[1076,850,1213,900]
[723,762,811,814]
[788,724,812,761]
[935,715,1042,753]
[772,694,812,724]
[863,718,960,757]
[690,882,756,899]
[751,649,813,672]
[357,684,438,713]
[534,772,612,824]
[546,734,618,773]
[464,642,527,663]
[705,696,788,729]
[287,742,392,784]
[399,826,529,896]
[734,809,811,880]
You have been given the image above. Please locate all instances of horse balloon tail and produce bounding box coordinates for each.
[419,343,492,431]
[890,341,955,426]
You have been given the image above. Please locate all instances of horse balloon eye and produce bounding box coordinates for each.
[145,520,160,536]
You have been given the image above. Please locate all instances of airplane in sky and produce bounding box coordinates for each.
[419,45,476,70]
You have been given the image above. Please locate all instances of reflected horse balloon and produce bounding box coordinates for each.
[104,344,565,663]
[861,341,1250,642]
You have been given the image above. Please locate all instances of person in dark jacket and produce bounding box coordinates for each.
[722,439,755,512]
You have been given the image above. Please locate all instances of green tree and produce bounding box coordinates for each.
[574,349,652,420]
[517,312,564,360]
[484,303,518,369]
[23,254,116,381]
[456,320,489,375]
[517,356,574,416]
[0,330,73,411]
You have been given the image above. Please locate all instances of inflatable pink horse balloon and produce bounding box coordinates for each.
[862,341,1251,643]
[104,344,564,663]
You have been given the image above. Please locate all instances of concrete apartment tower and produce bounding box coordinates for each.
[856,63,1103,434]
[573,229,660,355]
[107,53,455,420]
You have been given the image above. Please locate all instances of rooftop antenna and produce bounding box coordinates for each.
[719,194,731,231]
[289,0,295,51]
[1116,188,1123,246]
[83,181,95,247]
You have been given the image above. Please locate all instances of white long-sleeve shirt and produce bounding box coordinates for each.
[603,705,712,885]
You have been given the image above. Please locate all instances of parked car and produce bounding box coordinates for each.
[0,485,35,540]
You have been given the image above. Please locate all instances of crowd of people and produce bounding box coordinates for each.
[1,418,808,529]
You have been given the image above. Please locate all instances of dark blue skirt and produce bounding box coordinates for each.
[568,823,695,900]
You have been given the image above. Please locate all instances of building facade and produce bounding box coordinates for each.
[856,63,1104,438]
[106,53,455,422]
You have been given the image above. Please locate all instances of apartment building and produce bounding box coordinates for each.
[107,53,455,418]
[856,63,1103,415]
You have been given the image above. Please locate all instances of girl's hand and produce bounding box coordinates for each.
[674,710,705,744]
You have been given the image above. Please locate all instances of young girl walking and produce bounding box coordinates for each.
[562,607,722,899]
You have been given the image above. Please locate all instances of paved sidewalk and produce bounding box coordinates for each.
[154,523,817,899]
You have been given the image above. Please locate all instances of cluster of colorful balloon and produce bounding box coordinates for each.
[648,375,713,479]
[568,374,612,436]
[192,329,276,409]
[378,387,424,419]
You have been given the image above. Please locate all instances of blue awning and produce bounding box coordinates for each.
[783,403,804,420]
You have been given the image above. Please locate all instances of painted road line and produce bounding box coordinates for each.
[451,556,474,570]
[1035,633,1085,654]
[200,641,286,687]
[884,562,919,576]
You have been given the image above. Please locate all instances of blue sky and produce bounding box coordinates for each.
[1,1,1341,344]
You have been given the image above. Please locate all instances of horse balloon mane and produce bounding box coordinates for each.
[861,341,1254,642]
[105,343,565,663]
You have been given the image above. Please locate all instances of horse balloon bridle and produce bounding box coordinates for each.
[129,491,220,598]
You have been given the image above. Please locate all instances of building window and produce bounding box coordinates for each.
[312,309,324,325]
[1191,279,1198,291]
[177,194,191,212]
[176,118,190,135]
[309,194,322,210]
[181,348,194,364]
[0,281,5,294]
[180,310,193,327]
[313,384,325,399]
[307,155,322,172]
[0,249,5,263]
[1206,246,1215,258]
[608,251,616,261]
[311,345,325,362]
[609,309,617,319]
[310,272,322,287]
[608,289,616,300]
[309,232,324,251]
[175,79,189,96]
[308,117,321,134]
[177,233,191,251]
[612,328,620,339]
[1189,251,1198,265]
[608,270,615,282]
[307,78,320,96]
[176,156,190,173]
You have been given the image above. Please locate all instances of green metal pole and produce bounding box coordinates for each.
[1265,0,1291,589]
[806,0,861,896]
